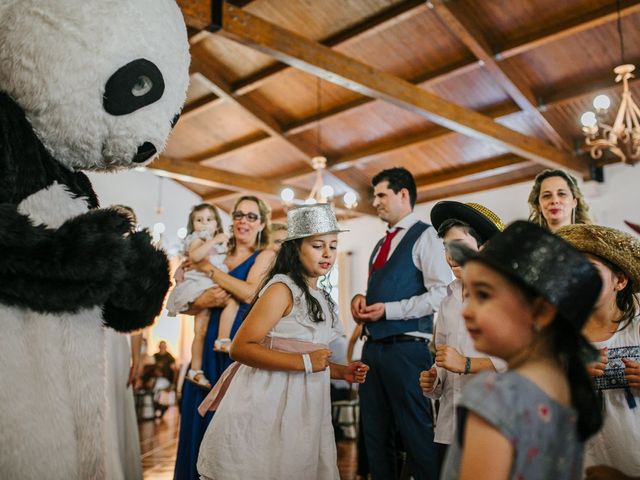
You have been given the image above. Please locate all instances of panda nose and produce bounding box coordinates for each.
[132,142,157,163]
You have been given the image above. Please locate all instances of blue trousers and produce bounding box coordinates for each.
[360,340,438,480]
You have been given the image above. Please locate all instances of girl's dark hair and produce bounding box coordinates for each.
[248,238,337,325]
[596,256,639,331]
[186,203,223,236]
[517,284,603,440]
[437,218,482,247]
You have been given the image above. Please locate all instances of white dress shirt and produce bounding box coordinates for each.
[423,279,507,444]
[371,212,453,338]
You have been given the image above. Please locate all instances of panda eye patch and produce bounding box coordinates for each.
[103,58,164,116]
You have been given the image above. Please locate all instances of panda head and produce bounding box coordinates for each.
[0,0,190,171]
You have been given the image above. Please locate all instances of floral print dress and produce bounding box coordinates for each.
[441,371,584,480]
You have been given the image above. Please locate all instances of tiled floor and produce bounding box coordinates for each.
[139,407,358,480]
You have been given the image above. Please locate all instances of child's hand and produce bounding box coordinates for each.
[587,347,608,377]
[419,366,437,393]
[344,361,369,383]
[308,348,332,372]
[622,358,640,389]
[212,232,229,244]
[435,344,465,373]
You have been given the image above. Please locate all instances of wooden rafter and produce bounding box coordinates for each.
[417,162,544,203]
[180,1,640,130]
[210,4,586,174]
[428,0,570,152]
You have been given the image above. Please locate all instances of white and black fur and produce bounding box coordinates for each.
[0,1,190,478]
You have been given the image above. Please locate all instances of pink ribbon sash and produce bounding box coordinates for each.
[197,336,328,416]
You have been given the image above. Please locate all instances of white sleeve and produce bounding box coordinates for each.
[385,227,452,320]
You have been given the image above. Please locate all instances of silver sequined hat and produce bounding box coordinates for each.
[448,220,602,330]
[284,203,348,241]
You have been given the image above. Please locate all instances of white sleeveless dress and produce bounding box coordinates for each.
[197,274,343,480]
[584,316,640,477]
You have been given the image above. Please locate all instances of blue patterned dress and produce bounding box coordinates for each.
[173,251,260,480]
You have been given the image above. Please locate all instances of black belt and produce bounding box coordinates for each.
[365,334,429,345]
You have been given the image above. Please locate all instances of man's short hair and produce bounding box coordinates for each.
[437,218,483,247]
[372,167,417,208]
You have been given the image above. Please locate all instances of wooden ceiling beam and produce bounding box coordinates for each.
[147,156,311,201]
[497,1,640,60]
[281,100,521,182]
[232,0,427,95]
[215,4,586,174]
[429,0,570,152]
[414,154,530,192]
[181,0,638,126]
[417,162,544,203]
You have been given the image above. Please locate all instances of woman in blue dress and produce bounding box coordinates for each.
[174,195,275,480]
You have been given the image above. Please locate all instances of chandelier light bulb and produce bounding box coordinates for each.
[580,111,597,128]
[320,184,334,198]
[305,198,317,205]
[280,187,295,203]
[153,222,166,234]
[593,94,611,110]
[177,227,187,239]
[343,191,357,207]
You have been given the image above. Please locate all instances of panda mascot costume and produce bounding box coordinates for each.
[0,1,190,478]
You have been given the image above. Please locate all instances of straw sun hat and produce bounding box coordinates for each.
[556,224,640,293]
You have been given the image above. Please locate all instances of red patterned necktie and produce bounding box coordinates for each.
[370,227,401,275]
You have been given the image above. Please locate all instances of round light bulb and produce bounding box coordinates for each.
[320,185,334,198]
[153,222,166,234]
[177,227,187,239]
[343,191,357,206]
[593,94,610,110]
[305,198,317,205]
[280,187,295,203]
[580,111,597,128]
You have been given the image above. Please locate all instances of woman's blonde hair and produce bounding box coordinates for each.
[527,169,591,230]
[227,195,271,254]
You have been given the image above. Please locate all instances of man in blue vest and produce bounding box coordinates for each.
[351,167,451,480]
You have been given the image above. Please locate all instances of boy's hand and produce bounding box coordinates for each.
[419,366,437,393]
[344,361,369,383]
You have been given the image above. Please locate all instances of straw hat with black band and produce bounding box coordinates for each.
[430,201,504,245]
[556,224,640,293]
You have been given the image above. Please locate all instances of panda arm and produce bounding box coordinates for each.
[0,204,132,313]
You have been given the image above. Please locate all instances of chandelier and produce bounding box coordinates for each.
[580,1,639,164]
[280,78,358,209]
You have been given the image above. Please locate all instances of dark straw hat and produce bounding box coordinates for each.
[448,220,602,330]
[430,201,504,244]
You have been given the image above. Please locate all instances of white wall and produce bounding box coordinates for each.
[339,163,640,336]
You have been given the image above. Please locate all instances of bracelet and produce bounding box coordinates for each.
[464,357,471,375]
[302,353,313,375]
[207,269,214,280]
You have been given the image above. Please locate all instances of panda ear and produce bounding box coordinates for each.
[0,92,57,204]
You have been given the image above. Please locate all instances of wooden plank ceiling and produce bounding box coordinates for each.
[152,0,640,219]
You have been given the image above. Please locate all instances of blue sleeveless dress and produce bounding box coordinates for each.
[174,251,260,480]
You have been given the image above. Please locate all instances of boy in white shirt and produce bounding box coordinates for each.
[420,201,507,469]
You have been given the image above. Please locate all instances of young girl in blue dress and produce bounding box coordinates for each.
[441,221,603,480]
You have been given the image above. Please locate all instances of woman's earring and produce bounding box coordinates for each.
[257,229,262,247]
[571,208,576,224]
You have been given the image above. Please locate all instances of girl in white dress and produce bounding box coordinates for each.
[166,203,237,388]
[197,203,369,480]
[557,224,640,478]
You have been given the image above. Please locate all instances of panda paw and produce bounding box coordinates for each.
[102,230,170,332]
